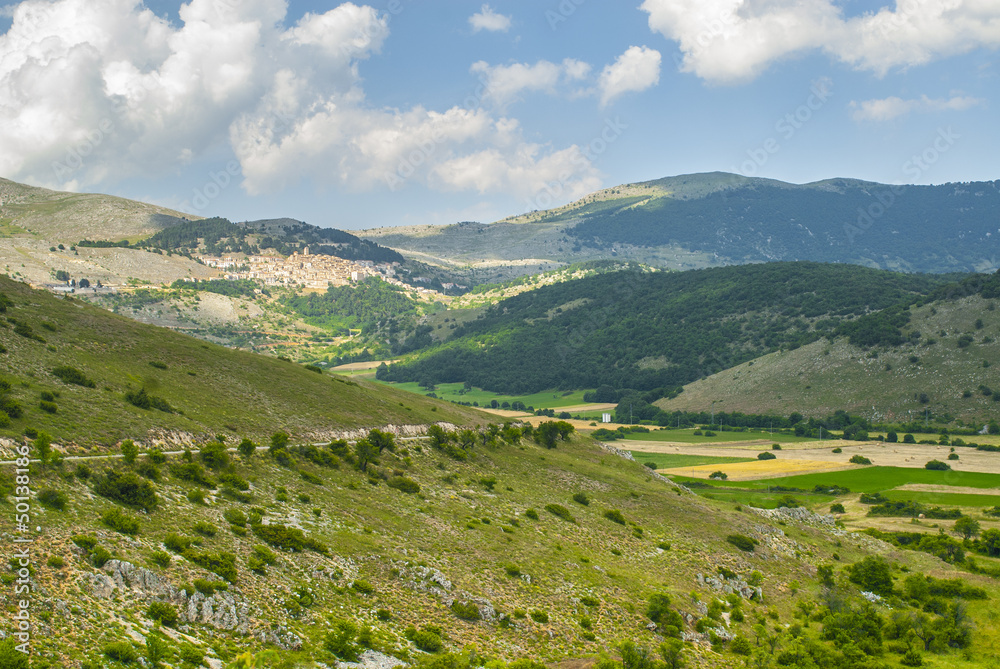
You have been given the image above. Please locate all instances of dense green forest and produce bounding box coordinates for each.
[141,217,404,264]
[564,179,1000,273]
[378,262,953,393]
[283,277,419,336]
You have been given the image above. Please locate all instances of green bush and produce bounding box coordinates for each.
[47,555,65,568]
[925,459,951,471]
[193,521,217,537]
[847,555,893,596]
[91,545,113,568]
[0,638,29,669]
[71,534,98,551]
[103,641,138,663]
[757,452,776,460]
[224,508,248,526]
[187,489,206,505]
[199,442,230,470]
[351,579,375,595]
[300,469,324,485]
[830,503,846,514]
[51,365,95,388]
[101,507,141,535]
[147,601,178,627]
[93,470,159,510]
[183,550,238,583]
[572,492,590,505]
[411,629,443,653]
[169,462,216,488]
[192,578,228,596]
[387,476,421,494]
[451,600,481,621]
[325,620,361,660]
[544,503,575,523]
[252,522,328,554]
[530,610,549,624]
[524,508,539,520]
[39,400,57,414]
[248,545,278,573]
[163,533,193,553]
[849,455,872,465]
[149,551,171,568]
[37,488,68,511]
[726,534,756,552]
[603,509,627,525]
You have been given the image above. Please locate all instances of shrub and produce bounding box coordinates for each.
[524,508,539,520]
[103,641,138,663]
[193,521,217,537]
[187,489,206,505]
[832,447,843,453]
[135,460,160,481]
[903,433,916,444]
[325,620,361,660]
[603,509,627,525]
[411,629,443,653]
[39,400,57,414]
[849,455,872,465]
[74,463,92,480]
[199,442,230,470]
[847,555,893,596]
[218,472,249,490]
[726,534,756,552]
[504,564,521,577]
[93,470,158,510]
[252,522,328,554]
[709,471,728,480]
[948,453,959,461]
[544,503,575,523]
[72,534,98,551]
[351,579,375,595]
[224,508,248,526]
[163,533,193,553]
[248,545,278,573]
[925,459,950,471]
[757,452,776,460]
[183,551,237,583]
[51,365,95,388]
[572,492,590,506]
[193,578,227,596]
[147,601,178,627]
[0,639,29,669]
[730,636,753,656]
[37,488,68,511]
[451,600,481,621]
[530,610,549,624]
[387,476,421,494]
[149,551,171,568]
[300,470,324,485]
[169,462,216,488]
[90,545,113,567]
[101,507,141,535]
[830,503,846,514]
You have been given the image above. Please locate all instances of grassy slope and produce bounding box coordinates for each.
[13,430,971,667]
[0,178,192,242]
[658,294,1000,424]
[0,276,483,446]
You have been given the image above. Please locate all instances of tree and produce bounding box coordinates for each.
[618,641,656,669]
[237,438,256,459]
[121,439,138,465]
[368,428,395,453]
[979,528,1000,557]
[954,516,980,540]
[659,639,685,669]
[426,424,450,450]
[200,441,230,470]
[456,429,477,450]
[270,432,289,453]
[535,421,561,449]
[78,278,91,289]
[35,432,52,465]
[847,556,893,596]
[886,431,898,443]
[903,433,917,443]
[354,438,378,473]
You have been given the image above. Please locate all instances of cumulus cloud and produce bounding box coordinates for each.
[850,94,985,121]
[470,58,591,108]
[641,0,1000,84]
[598,46,661,106]
[469,4,511,33]
[0,0,600,206]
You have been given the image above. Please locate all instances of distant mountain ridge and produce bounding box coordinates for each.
[361,172,1000,275]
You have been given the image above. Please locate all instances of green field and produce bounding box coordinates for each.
[372,380,592,410]
[629,452,755,469]
[881,490,1000,508]
[695,488,838,510]
[622,428,817,444]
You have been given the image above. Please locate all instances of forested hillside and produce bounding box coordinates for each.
[378,262,953,394]
[566,178,1000,273]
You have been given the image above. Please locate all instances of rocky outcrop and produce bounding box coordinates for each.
[696,572,762,601]
[254,625,302,650]
[336,649,407,669]
[78,560,249,632]
[597,443,693,493]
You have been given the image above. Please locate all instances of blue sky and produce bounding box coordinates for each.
[0,1,997,230]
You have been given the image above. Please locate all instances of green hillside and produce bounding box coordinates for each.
[377,262,955,394]
[10,417,1000,667]
[361,172,1000,276]
[659,277,1000,425]
[0,276,482,446]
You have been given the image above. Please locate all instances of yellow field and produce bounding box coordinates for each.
[660,459,858,481]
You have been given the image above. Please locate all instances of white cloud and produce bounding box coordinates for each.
[469,4,511,33]
[0,0,600,206]
[470,58,591,108]
[641,0,1000,84]
[598,46,661,106]
[850,94,985,121]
